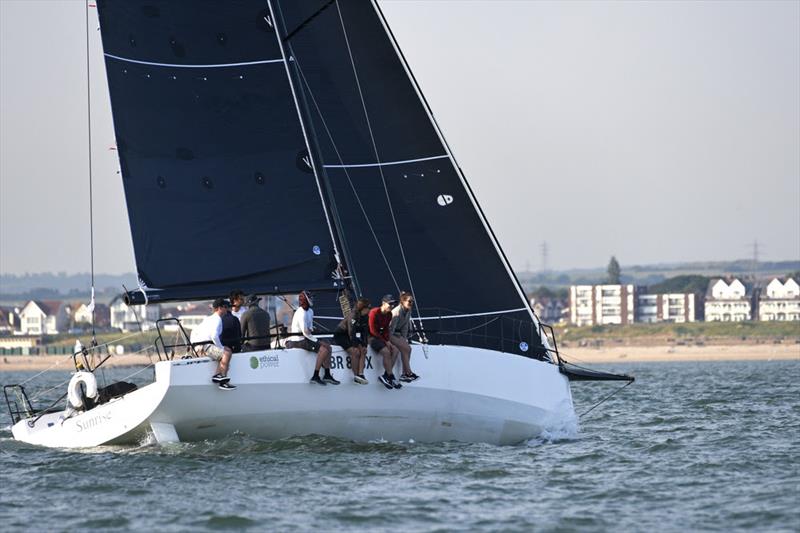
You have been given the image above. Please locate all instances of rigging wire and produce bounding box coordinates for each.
[333,2,429,341]
[84,0,97,346]
[579,380,634,419]
[292,57,401,294]
[334,2,415,294]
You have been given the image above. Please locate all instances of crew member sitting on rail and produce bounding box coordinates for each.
[220,300,243,353]
[369,294,402,390]
[190,298,236,391]
[334,297,370,385]
[240,294,271,351]
[288,290,339,386]
[390,291,420,382]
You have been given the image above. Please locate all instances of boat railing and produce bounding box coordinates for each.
[154,318,302,360]
[154,318,199,361]
[3,384,35,425]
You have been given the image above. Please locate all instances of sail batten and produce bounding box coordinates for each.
[103,53,284,69]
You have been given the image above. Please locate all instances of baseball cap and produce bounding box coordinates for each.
[381,294,397,305]
[246,294,261,306]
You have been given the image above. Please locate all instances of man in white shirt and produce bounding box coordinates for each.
[288,290,339,386]
[190,298,236,390]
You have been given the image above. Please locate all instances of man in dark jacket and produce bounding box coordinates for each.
[220,300,243,353]
[241,295,271,351]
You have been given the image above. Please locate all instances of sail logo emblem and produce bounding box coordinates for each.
[437,194,454,207]
[296,149,313,173]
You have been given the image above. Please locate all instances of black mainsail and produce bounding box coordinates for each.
[97,1,343,304]
[97,0,548,358]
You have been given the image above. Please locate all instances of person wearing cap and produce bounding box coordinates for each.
[390,291,420,382]
[190,298,236,390]
[368,294,402,390]
[288,290,339,386]
[229,289,247,320]
[240,295,271,351]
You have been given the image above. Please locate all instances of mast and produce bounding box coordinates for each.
[266,0,361,297]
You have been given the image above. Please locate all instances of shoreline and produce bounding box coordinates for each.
[0,344,797,372]
[560,343,799,364]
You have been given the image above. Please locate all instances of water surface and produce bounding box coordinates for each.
[1,360,798,531]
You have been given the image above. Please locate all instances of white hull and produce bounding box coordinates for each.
[12,345,575,448]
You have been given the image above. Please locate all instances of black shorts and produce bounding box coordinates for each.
[333,332,353,350]
[369,337,387,352]
[294,338,321,353]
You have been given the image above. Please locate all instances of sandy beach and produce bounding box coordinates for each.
[0,343,797,372]
[560,343,799,364]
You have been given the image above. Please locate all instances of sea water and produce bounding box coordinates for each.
[1,360,798,531]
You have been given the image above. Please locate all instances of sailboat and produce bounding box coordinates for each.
[6,0,630,448]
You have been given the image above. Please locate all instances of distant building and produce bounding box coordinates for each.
[161,303,208,333]
[109,296,161,332]
[758,278,800,321]
[636,292,696,323]
[17,300,69,335]
[0,306,20,334]
[71,303,111,329]
[569,284,635,326]
[530,297,568,324]
[704,278,752,322]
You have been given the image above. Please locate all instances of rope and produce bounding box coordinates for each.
[27,377,73,403]
[17,353,75,386]
[17,332,152,386]
[437,317,500,336]
[579,380,633,419]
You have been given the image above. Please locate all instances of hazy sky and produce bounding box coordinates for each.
[1,0,798,277]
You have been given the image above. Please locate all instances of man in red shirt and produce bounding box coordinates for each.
[369,294,402,389]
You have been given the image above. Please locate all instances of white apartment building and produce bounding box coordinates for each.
[704,278,751,322]
[636,293,696,323]
[758,278,800,321]
[569,284,635,326]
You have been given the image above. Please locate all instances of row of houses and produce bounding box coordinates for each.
[563,277,799,326]
[3,277,796,336]
[1,297,281,336]
[0,297,163,336]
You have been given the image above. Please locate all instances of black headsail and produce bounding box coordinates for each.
[270,1,548,357]
[96,1,344,304]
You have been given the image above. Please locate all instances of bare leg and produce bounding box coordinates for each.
[380,345,392,374]
[358,346,367,375]
[316,341,331,372]
[392,335,412,374]
[347,346,361,376]
[217,348,233,376]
